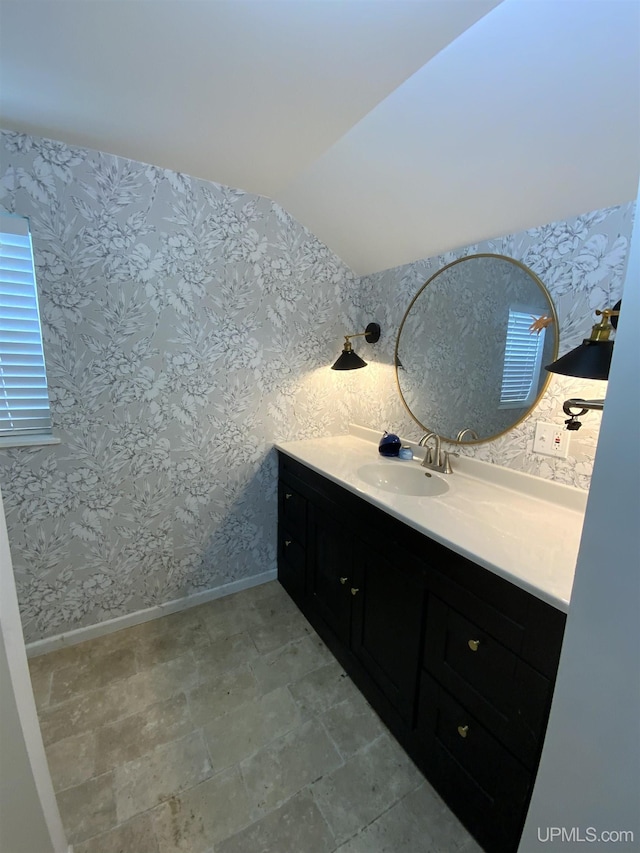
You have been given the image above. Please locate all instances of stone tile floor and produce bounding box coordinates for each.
[29,581,484,853]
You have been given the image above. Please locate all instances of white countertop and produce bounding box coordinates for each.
[275,426,588,612]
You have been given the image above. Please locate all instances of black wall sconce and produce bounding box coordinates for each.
[545,301,620,429]
[331,322,381,370]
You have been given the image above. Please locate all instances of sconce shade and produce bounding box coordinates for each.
[545,301,620,381]
[545,340,613,381]
[331,322,380,371]
[332,349,368,370]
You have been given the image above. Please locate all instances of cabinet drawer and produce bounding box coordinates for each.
[424,596,553,766]
[427,559,566,678]
[416,672,531,853]
[279,482,306,543]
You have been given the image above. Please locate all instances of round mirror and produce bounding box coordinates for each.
[395,254,558,443]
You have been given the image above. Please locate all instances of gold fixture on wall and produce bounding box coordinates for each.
[545,301,621,429]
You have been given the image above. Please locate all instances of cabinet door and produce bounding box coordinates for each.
[277,482,307,604]
[351,542,425,723]
[308,504,353,646]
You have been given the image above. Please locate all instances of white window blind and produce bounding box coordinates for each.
[499,307,546,409]
[0,214,53,437]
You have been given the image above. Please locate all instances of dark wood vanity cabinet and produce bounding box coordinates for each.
[277,452,566,853]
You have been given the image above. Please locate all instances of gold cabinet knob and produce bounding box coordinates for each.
[339,577,348,585]
[457,725,469,738]
[351,587,359,596]
[467,639,480,652]
[284,539,292,547]
[285,493,292,500]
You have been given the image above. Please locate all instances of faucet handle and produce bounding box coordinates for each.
[442,452,453,475]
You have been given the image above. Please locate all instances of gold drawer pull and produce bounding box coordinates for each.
[285,492,293,500]
[467,639,480,652]
[284,539,292,547]
[351,587,359,596]
[340,577,348,585]
[457,725,469,738]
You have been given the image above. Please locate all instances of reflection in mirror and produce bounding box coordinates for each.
[395,254,558,443]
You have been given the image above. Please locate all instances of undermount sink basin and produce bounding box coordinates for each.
[357,462,450,497]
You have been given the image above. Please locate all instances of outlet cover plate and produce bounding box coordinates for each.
[533,421,570,458]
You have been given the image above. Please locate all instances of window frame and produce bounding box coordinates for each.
[499,304,547,411]
[0,213,58,449]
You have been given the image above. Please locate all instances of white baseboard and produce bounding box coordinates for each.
[26,570,277,658]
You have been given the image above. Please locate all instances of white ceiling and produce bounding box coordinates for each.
[1,0,638,275]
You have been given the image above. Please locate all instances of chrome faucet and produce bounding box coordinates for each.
[419,432,453,474]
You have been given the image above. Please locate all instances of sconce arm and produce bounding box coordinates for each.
[563,398,605,417]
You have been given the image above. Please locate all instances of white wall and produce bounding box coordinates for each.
[519,193,640,848]
[280,0,639,275]
[0,488,68,853]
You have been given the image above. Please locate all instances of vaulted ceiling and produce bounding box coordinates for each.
[1,0,638,274]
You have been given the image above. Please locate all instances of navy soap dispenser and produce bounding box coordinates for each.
[378,431,402,457]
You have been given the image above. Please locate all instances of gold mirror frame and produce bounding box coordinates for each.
[394,253,559,444]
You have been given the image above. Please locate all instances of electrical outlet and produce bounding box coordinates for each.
[533,421,570,458]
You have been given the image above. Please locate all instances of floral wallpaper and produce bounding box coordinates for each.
[0,130,360,642]
[0,129,635,643]
[349,203,635,488]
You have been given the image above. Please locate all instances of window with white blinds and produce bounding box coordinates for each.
[499,307,546,409]
[0,214,53,439]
